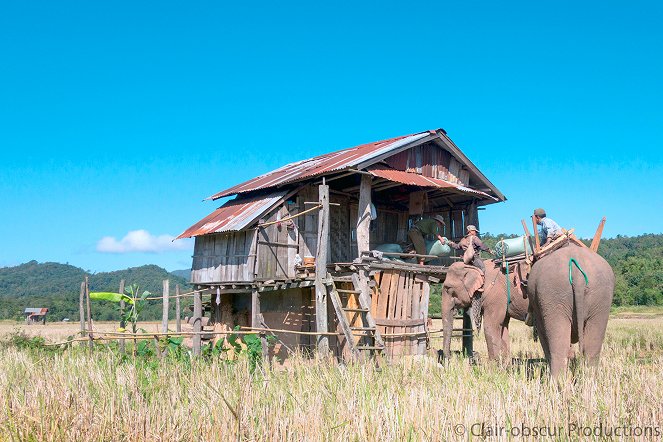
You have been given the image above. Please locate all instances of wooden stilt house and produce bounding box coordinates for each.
[177,129,505,361]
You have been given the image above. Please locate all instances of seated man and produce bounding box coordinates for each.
[443,225,491,272]
[407,215,446,265]
[534,208,563,246]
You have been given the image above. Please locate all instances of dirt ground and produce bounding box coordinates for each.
[0,320,164,343]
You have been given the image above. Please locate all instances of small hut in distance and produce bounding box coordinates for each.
[177,128,505,361]
[24,308,49,325]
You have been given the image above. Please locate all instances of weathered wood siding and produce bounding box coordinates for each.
[384,141,469,186]
[191,230,257,283]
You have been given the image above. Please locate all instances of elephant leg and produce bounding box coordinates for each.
[499,317,511,360]
[543,319,572,377]
[583,311,609,366]
[483,320,505,361]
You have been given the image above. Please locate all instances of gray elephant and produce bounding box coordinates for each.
[442,260,529,361]
[528,243,614,377]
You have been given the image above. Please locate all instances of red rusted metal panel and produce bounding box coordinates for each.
[176,191,287,238]
[207,132,433,200]
[367,166,496,200]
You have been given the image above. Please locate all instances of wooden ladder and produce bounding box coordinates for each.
[326,273,385,359]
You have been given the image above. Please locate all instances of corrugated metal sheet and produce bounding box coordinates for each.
[208,132,432,200]
[367,166,497,200]
[176,191,286,238]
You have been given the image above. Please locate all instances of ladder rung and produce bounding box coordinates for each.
[343,307,369,312]
[336,289,361,294]
[351,327,376,331]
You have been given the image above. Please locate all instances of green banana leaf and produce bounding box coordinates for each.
[89,292,135,304]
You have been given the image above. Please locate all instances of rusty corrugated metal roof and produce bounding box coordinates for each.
[207,131,433,200]
[367,166,498,200]
[176,191,286,239]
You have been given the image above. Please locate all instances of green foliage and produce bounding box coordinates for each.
[0,261,191,320]
[90,292,135,304]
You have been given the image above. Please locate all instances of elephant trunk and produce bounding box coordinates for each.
[442,289,455,359]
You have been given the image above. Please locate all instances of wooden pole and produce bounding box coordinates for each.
[118,279,126,354]
[521,219,534,254]
[85,276,93,352]
[356,174,372,256]
[79,281,85,344]
[532,215,541,253]
[162,279,169,333]
[252,288,268,361]
[175,284,181,333]
[192,289,202,356]
[314,182,330,355]
[590,217,606,253]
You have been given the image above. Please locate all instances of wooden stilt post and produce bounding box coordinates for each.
[590,217,606,253]
[175,284,181,333]
[85,276,93,352]
[192,288,202,356]
[79,281,85,345]
[118,279,126,354]
[314,181,330,355]
[162,279,169,333]
[252,288,268,361]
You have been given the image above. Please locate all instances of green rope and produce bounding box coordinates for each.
[505,259,511,313]
[569,258,589,286]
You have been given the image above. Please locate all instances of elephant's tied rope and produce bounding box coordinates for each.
[569,258,589,286]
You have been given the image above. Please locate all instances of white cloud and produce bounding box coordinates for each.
[97,230,192,254]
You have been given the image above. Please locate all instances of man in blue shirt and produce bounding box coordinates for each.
[534,208,563,246]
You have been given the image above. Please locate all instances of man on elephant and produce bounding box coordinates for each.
[442,225,491,272]
[534,208,563,246]
[407,215,446,265]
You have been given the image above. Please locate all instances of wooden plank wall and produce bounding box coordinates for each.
[255,203,299,280]
[191,230,257,284]
[384,142,468,186]
[369,270,430,358]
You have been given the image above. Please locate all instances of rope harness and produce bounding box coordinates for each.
[569,258,589,286]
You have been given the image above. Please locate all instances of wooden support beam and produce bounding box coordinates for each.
[521,218,534,254]
[462,309,473,357]
[192,289,202,356]
[175,284,181,333]
[161,279,169,334]
[590,217,606,253]
[357,174,372,256]
[314,183,330,355]
[252,288,268,361]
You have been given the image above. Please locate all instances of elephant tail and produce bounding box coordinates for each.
[569,258,589,355]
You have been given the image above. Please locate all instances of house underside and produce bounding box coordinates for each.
[177,129,505,360]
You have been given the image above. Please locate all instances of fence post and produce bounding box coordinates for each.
[175,284,181,333]
[118,279,126,354]
[462,309,473,358]
[162,279,169,333]
[192,289,202,356]
[79,281,85,346]
[85,276,93,352]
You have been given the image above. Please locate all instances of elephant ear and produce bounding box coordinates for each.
[464,267,484,297]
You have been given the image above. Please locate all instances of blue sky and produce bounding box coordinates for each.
[1,1,661,272]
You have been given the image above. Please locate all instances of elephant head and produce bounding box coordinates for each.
[441,262,484,358]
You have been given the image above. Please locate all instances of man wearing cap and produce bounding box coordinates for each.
[443,225,491,272]
[408,215,446,265]
[533,208,563,246]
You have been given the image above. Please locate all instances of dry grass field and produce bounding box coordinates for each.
[0,311,661,441]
